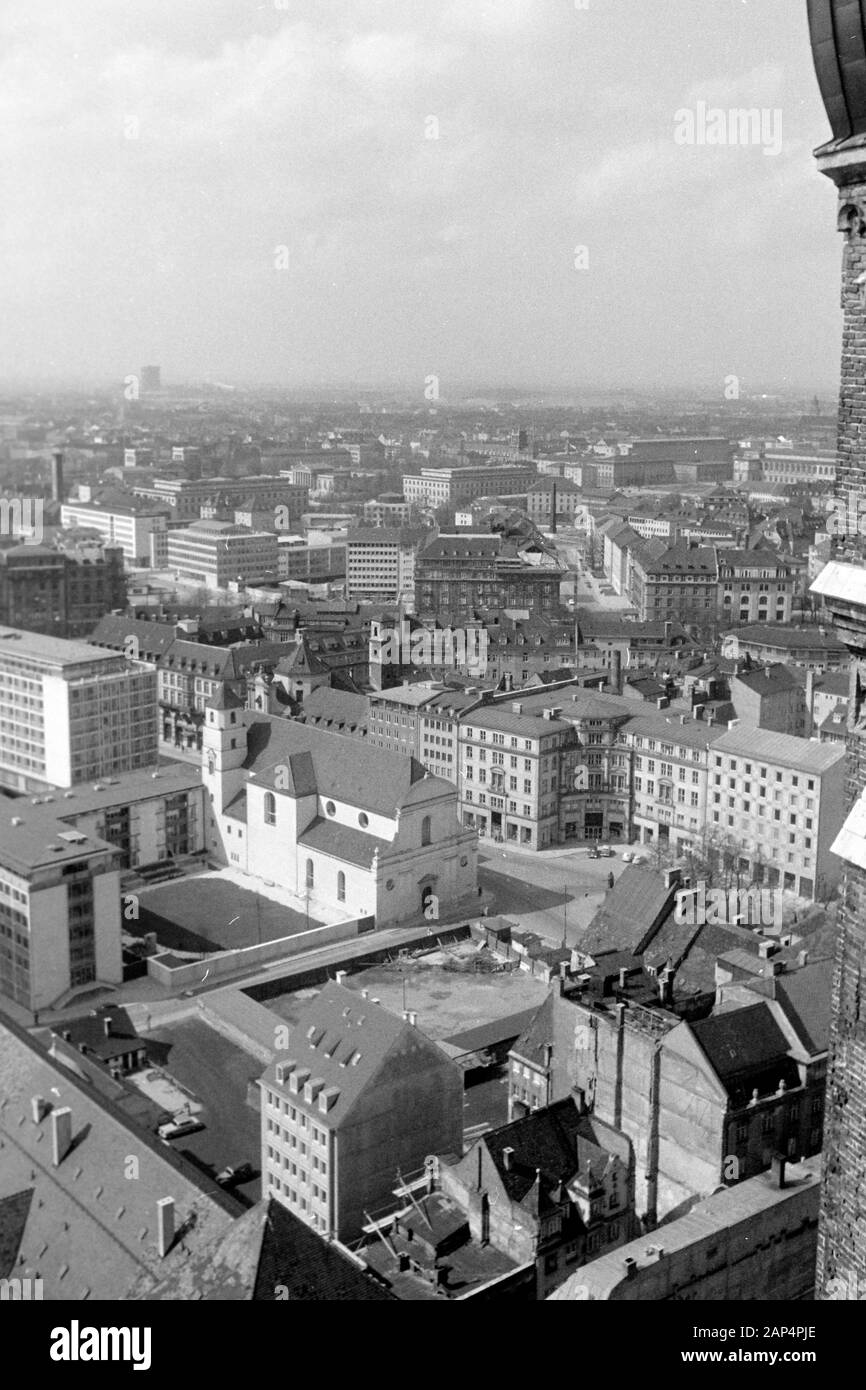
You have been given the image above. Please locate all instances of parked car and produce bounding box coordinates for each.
[621,851,633,862]
[598,844,613,857]
[157,1115,205,1141]
[587,846,600,859]
[216,1162,255,1188]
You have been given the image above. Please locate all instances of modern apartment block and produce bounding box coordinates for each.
[709,726,846,900]
[259,982,463,1240]
[165,520,278,589]
[0,627,158,792]
[344,527,425,603]
[60,499,168,566]
[0,812,121,1010]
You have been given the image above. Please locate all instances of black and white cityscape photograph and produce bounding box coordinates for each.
[1,0,865,1364]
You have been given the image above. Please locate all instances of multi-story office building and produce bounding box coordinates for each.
[132,475,307,523]
[363,494,414,526]
[417,690,482,785]
[0,627,157,792]
[0,812,121,1010]
[366,684,441,757]
[277,535,346,585]
[630,542,718,624]
[166,520,278,589]
[627,713,725,854]
[259,982,463,1240]
[716,550,794,625]
[415,534,564,623]
[60,499,168,566]
[403,464,537,508]
[452,687,841,895]
[0,541,126,638]
[708,726,846,899]
[344,527,425,604]
[459,702,578,850]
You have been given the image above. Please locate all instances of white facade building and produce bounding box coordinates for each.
[166,520,278,589]
[60,501,167,566]
[709,727,846,900]
[202,689,478,928]
[0,628,158,792]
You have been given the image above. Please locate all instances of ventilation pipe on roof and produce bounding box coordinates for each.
[51,1107,72,1167]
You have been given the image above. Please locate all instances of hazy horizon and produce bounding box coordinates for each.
[1,0,843,395]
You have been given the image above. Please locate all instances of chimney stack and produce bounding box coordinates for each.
[103,1016,113,1037]
[771,1154,787,1190]
[157,1197,175,1258]
[51,1107,72,1166]
[335,970,347,985]
[502,1147,515,1171]
[402,1010,417,1027]
[31,1095,47,1124]
[51,449,65,504]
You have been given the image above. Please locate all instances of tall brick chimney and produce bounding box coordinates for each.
[808,0,866,1300]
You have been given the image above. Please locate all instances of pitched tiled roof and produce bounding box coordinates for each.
[733,664,801,695]
[0,1015,234,1301]
[510,995,554,1067]
[300,686,370,735]
[482,1099,604,1208]
[138,1199,396,1301]
[575,864,675,957]
[259,982,451,1127]
[244,714,434,816]
[89,614,176,660]
[298,816,390,868]
[690,1003,796,1099]
[274,635,330,677]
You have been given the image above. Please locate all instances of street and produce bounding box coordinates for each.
[478,844,632,947]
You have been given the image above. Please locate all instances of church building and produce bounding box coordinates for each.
[202,688,478,928]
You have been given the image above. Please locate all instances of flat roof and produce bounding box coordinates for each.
[0,627,124,669]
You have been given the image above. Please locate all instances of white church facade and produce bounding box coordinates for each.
[202,688,478,928]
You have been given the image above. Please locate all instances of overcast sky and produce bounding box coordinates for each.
[0,0,845,395]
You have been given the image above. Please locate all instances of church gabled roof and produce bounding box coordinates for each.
[243,715,437,816]
[207,685,245,712]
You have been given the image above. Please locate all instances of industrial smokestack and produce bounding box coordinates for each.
[51,450,65,504]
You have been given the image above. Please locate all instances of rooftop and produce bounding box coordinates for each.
[711,726,846,774]
[259,982,450,1127]
[0,626,126,669]
[243,713,439,817]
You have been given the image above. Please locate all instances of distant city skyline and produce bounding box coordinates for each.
[0,0,842,393]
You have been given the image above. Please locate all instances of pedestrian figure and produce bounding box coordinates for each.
[608,871,615,890]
